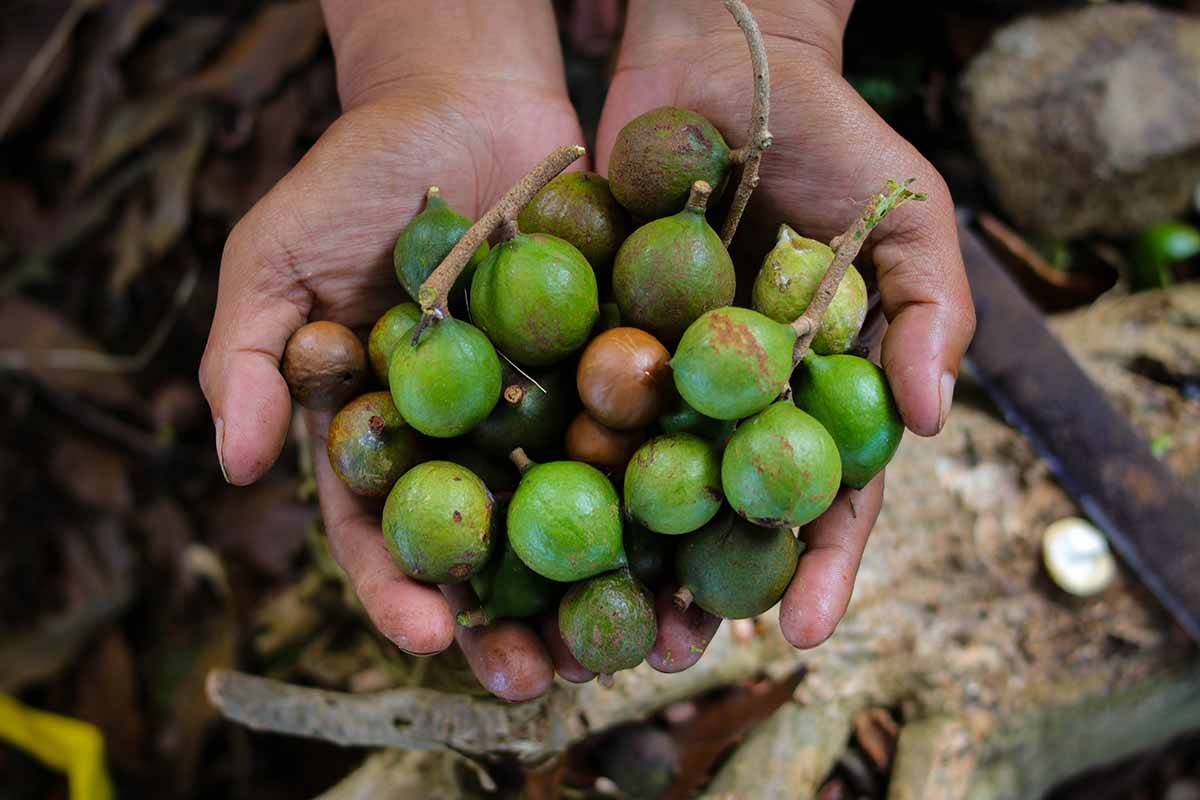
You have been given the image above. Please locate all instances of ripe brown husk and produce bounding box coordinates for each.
[565,411,646,470]
[576,327,674,430]
[282,321,367,410]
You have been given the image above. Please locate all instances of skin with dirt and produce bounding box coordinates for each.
[607,106,731,220]
[624,521,672,587]
[752,225,869,355]
[388,318,501,438]
[470,232,599,366]
[517,171,631,279]
[507,460,625,582]
[721,400,842,527]
[367,303,421,384]
[382,461,495,584]
[576,326,674,430]
[671,306,796,421]
[558,568,657,674]
[675,509,801,620]
[793,353,904,489]
[281,321,367,411]
[470,365,574,461]
[326,391,424,497]
[393,188,490,302]
[463,536,560,625]
[624,433,723,534]
[612,185,735,344]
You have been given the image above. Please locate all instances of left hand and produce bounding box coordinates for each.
[594,0,975,663]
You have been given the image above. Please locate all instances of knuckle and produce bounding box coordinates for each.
[197,349,217,399]
[959,298,979,340]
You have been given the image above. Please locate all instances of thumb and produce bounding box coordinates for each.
[199,219,310,485]
[870,169,976,436]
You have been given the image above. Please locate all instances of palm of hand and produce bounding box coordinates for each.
[232,89,587,333]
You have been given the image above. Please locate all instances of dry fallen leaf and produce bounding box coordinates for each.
[49,435,135,513]
[187,0,325,106]
[206,480,315,578]
[73,626,146,771]
[49,0,164,165]
[0,523,135,692]
[0,0,86,137]
[852,707,900,773]
[108,110,211,294]
[0,297,140,410]
[76,0,324,189]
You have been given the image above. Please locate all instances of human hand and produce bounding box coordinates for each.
[595,0,976,661]
[199,1,594,700]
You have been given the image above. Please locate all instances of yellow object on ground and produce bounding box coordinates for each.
[0,693,113,800]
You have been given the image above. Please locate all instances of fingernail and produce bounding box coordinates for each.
[938,371,956,432]
[214,417,230,483]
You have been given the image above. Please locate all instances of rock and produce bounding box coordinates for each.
[961,4,1200,238]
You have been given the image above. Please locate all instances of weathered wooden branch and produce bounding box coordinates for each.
[208,616,781,764]
[886,716,977,800]
[703,702,853,798]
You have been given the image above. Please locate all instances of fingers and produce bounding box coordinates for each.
[872,170,976,436]
[308,410,456,656]
[647,584,722,673]
[443,584,555,702]
[313,406,555,700]
[539,614,596,684]
[779,473,884,649]
[199,220,311,485]
[564,0,625,57]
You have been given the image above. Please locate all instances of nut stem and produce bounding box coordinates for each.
[509,447,535,475]
[455,608,489,628]
[503,383,527,406]
[720,0,773,248]
[413,144,586,344]
[367,415,387,438]
[685,181,713,214]
[673,586,695,611]
[790,178,927,366]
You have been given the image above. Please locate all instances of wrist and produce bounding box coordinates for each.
[624,0,850,73]
[321,0,567,109]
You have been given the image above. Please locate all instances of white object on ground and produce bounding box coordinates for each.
[1042,516,1117,597]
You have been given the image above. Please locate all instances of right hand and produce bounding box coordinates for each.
[595,0,975,659]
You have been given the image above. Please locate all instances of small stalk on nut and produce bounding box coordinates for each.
[720,0,773,248]
[790,178,927,367]
[412,144,587,343]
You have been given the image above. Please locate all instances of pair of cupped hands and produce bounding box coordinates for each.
[199,0,975,700]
